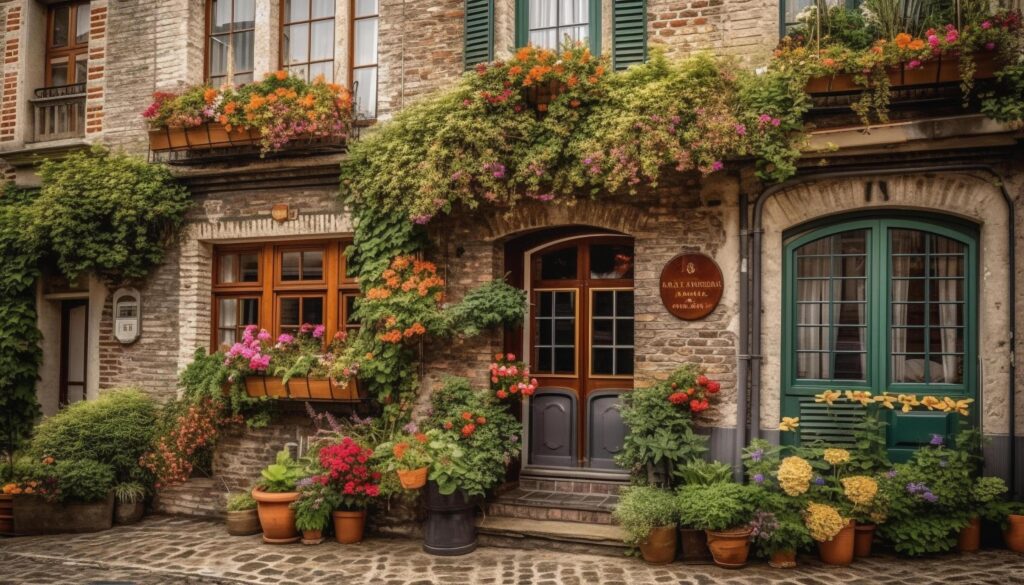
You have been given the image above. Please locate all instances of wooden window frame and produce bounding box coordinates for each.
[280,0,337,82]
[350,0,379,120]
[45,1,90,87]
[514,0,602,55]
[211,239,358,351]
[205,0,256,85]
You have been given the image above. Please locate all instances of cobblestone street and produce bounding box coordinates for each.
[1,517,1023,584]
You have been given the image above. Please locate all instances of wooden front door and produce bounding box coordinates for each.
[526,235,634,469]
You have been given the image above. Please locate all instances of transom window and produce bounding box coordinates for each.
[46,1,90,86]
[211,239,358,350]
[516,0,600,54]
[207,0,256,85]
[282,0,336,82]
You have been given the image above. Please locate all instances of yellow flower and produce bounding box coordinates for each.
[841,475,878,506]
[823,448,851,466]
[845,390,873,406]
[949,397,973,416]
[814,390,842,406]
[921,395,942,410]
[898,394,920,413]
[778,456,813,496]
[804,502,848,542]
[779,417,800,432]
[874,394,897,409]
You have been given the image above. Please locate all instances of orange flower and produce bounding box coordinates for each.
[508,65,523,76]
[267,93,279,103]
[894,32,912,49]
[413,260,437,274]
[367,287,392,300]
[275,70,288,80]
[300,94,315,108]
[203,88,218,104]
[391,256,411,270]
[462,411,473,421]
[379,329,403,343]
[567,75,578,87]
[908,39,925,50]
[516,46,532,61]
[223,101,237,114]
[393,442,409,460]
[414,433,428,444]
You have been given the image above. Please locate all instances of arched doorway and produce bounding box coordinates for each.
[513,232,634,472]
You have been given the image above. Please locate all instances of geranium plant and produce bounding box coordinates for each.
[317,437,381,509]
[489,353,537,400]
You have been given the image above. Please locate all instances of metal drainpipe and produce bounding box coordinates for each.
[735,188,749,481]
[748,163,1016,495]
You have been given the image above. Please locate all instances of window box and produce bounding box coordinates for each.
[243,375,365,402]
[148,123,259,152]
[805,52,998,95]
[522,79,567,112]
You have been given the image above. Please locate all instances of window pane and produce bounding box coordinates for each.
[286,64,308,81]
[284,23,309,64]
[75,4,91,45]
[302,297,324,325]
[559,0,588,25]
[209,36,229,78]
[554,291,574,317]
[219,298,238,328]
[530,29,558,49]
[240,253,259,282]
[593,291,613,317]
[797,352,830,379]
[280,298,300,326]
[590,244,634,279]
[74,55,88,84]
[310,20,334,61]
[219,254,238,283]
[616,348,634,375]
[302,250,323,280]
[309,61,334,82]
[354,67,377,118]
[240,298,259,325]
[312,0,334,18]
[554,347,574,373]
[538,320,552,345]
[929,279,963,302]
[554,318,573,345]
[344,295,359,326]
[892,354,928,382]
[286,0,309,22]
[892,256,925,278]
[592,318,612,344]
[49,60,69,86]
[233,30,254,73]
[537,347,552,372]
[354,0,378,17]
[212,0,232,33]
[540,247,577,280]
[539,292,553,317]
[834,352,865,380]
[616,320,634,345]
[563,24,588,44]
[796,326,829,352]
[834,326,865,352]
[930,328,964,354]
[235,0,256,26]
[530,0,557,28]
[592,348,613,374]
[281,252,301,281]
[930,355,963,384]
[354,18,378,66]
[218,329,236,349]
[619,291,634,316]
[52,5,70,47]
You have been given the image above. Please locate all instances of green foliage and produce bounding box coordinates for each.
[113,481,147,504]
[291,480,340,531]
[35,147,191,285]
[674,460,734,486]
[258,449,305,493]
[749,489,814,555]
[226,491,257,512]
[53,459,116,503]
[676,482,760,531]
[847,408,891,475]
[30,388,157,485]
[441,279,528,336]
[613,486,678,547]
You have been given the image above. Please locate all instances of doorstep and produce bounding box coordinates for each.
[476,516,628,557]
[486,486,619,525]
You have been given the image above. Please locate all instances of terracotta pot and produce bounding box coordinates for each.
[244,376,288,398]
[251,489,299,544]
[901,60,940,86]
[769,549,797,569]
[307,378,333,400]
[114,500,145,525]
[818,520,855,566]
[679,526,714,564]
[639,524,677,564]
[226,509,261,536]
[286,378,312,399]
[1005,514,1024,553]
[333,509,367,544]
[397,467,428,490]
[301,529,324,545]
[854,523,875,557]
[705,527,752,569]
[0,494,13,535]
[958,516,981,553]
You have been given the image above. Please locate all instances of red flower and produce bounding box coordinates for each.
[462,423,476,437]
[706,381,720,394]
[669,392,688,405]
[443,421,454,430]
[476,416,487,425]
[496,390,508,399]
[697,374,709,386]
[690,398,709,413]
[461,411,473,421]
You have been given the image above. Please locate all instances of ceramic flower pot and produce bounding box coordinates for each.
[638,524,677,565]
[818,521,855,566]
[769,549,797,569]
[226,509,261,536]
[397,467,428,490]
[0,494,14,535]
[333,509,367,544]
[678,526,714,564]
[1005,514,1024,553]
[114,500,145,525]
[854,522,875,557]
[301,529,324,545]
[251,489,299,544]
[705,527,752,569]
[958,516,981,552]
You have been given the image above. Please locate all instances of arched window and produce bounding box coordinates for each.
[781,216,978,459]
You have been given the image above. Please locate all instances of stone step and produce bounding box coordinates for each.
[517,477,625,495]
[486,487,620,525]
[476,516,629,558]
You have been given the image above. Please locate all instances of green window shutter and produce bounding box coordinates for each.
[613,0,647,70]
[464,0,494,70]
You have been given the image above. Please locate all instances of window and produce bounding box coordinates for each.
[781,216,978,455]
[46,1,90,86]
[779,0,842,35]
[352,0,379,119]
[282,0,336,82]
[208,0,256,85]
[516,0,601,54]
[211,239,358,350]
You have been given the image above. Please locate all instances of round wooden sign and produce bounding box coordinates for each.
[659,253,724,320]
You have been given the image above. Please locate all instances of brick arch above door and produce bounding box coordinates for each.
[758,172,1013,436]
[467,200,653,243]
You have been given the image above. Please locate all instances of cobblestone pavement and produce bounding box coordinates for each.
[2,516,1024,585]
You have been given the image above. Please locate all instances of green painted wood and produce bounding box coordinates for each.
[612,0,646,69]
[464,0,494,69]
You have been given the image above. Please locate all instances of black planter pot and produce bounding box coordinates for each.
[422,481,478,556]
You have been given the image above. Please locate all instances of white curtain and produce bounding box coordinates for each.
[933,236,962,383]
[797,238,830,379]
[889,230,920,382]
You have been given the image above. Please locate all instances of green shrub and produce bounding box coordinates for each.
[226,491,257,512]
[30,388,158,484]
[54,459,115,503]
[613,486,678,547]
[113,481,147,504]
[676,482,760,531]
[674,460,734,486]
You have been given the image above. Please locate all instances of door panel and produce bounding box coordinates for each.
[587,392,626,469]
[529,390,576,467]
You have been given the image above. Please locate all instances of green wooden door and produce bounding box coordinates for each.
[781,216,978,460]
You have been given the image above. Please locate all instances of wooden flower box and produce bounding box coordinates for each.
[805,52,999,95]
[244,375,366,402]
[521,80,567,113]
[148,122,260,152]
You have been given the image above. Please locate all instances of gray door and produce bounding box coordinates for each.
[588,392,626,469]
[529,390,576,467]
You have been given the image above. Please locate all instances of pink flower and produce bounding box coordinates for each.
[412,214,433,224]
[985,42,996,51]
[257,329,271,342]
[982,20,992,30]
[771,118,781,127]
[735,123,747,136]
[907,59,922,69]
[928,35,940,48]
[277,333,294,344]
[313,325,325,338]
[711,161,724,172]
[758,114,772,124]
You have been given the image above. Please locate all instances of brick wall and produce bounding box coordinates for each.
[647,0,778,63]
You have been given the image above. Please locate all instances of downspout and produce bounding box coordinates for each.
[749,163,1016,495]
[735,187,749,481]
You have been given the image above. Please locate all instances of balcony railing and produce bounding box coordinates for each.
[30,83,86,143]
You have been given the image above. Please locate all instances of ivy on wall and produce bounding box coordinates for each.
[0,148,190,459]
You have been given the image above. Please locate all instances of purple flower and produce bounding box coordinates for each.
[906,482,922,494]
[753,473,765,484]
[750,448,763,462]
[982,20,992,29]
[403,421,419,434]
[813,476,826,486]
[885,469,898,479]
[711,161,724,172]
[257,329,272,342]
[929,434,944,447]
[922,491,939,503]
[412,214,433,225]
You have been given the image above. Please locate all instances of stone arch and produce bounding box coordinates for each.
[470,199,653,242]
[758,172,1012,436]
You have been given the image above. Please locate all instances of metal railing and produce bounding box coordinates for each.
[30,83,86,143]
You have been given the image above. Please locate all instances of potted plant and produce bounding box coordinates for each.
[292,477,339,545]
[251,449,304,544]
[1005,505,1024,553]
[378,432,431,490]
[676,482,758,568]
[225,491,261,536]
[113,482,146,525]
[841,474,883,557]
[673,459,733,564]
[746,488,813,569]
[805,501,855,565]
[11,457,116,534]
[316,437,380,544]
[612,486,678,564]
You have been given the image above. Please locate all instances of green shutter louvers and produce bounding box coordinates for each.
[464,0,494,69]
[613,0,647,70]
